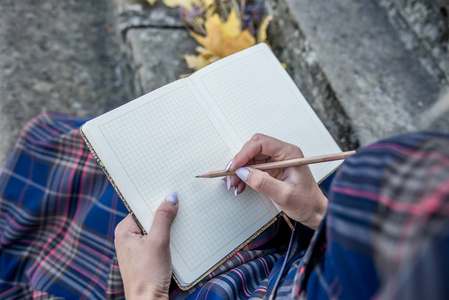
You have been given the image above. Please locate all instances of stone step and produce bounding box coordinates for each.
[378,0,449,83]
[111,0,449,151]
[111,0,197,98]
[0,0,131,167]
[265,0,449,148]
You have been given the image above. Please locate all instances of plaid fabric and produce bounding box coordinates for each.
[0,113,128,299]
[295,132,449,299]
[3,114,447,299]
[171,222,313,299]
[0,113,292,299]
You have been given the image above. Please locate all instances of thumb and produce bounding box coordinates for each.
[235,167,289,200]
[148,192,178,246]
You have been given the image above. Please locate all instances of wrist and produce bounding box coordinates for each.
[306,192,328,230]
[292,189,327,230]
[127,290,168,300]
[125,284,169,300]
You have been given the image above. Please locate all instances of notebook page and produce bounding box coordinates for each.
[191,44,342,181]
[81,79,279,286]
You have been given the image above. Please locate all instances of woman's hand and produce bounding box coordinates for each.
[114,192,178,300]
[228,134,327,230]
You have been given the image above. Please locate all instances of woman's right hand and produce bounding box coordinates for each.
[227,134,327,230]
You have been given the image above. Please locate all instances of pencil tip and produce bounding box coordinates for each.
[195,175,199,178]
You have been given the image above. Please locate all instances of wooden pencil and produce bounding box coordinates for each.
[195,150,356,178]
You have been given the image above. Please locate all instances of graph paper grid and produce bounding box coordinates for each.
[99,85,270,270]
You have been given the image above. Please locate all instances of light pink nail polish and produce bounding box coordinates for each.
[227,176,231,190]
[166,191,178,205]
[235,167,250,182]
[224,159,234,172]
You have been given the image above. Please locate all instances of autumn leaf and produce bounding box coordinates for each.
[184,54,210,70]
[190,10,256,59]
[146,0,158,5]
[257,14,273,43]
[163,0,213,10]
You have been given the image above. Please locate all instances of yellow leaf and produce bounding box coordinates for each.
[189,10,256,59]
[163,0,210,10]
[190,14,222,55]
[257,14,273,43]
[221,30,255,57]
[221,10,241,39]
[195,46,215,58]
[163,0,187,8]
[184,54,210,70]
[147,0,158,5]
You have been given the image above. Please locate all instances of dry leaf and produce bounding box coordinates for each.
[257,14,273,43]
[184,54,210,70]
[190,10,256,59]
[163,0,213,10]
[146,0,158,5]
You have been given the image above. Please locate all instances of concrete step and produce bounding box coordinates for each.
[0,0,132,167]
[378,0,449,82]
[112,0,448,151]
[265,0,449,148]
[111,0,197,98]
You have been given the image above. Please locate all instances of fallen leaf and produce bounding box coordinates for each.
[190,10,256,59]
[257,14,273,43]
[184,54,210,70]
[146,0,158,5]
[163,0,213,10]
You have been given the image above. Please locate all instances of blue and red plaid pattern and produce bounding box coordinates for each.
[296,132,449,299]
[0,113,128,299]
[2,113,448,299]
[0,113,290,299]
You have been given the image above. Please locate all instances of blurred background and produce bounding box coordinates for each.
[1,0,448,167]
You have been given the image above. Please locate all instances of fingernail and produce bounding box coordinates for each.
[224,159,234,172]
[227,176,231,190]
[166,191,178,205]
[234,187,238,197]
[235,167,250,182]
[221,176,226,181]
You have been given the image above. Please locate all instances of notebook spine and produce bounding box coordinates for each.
[79,125,147,235]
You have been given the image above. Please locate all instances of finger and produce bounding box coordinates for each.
[235,167,290,201]
[235,180,246,195]
[232,134,303,170]
[115,214,142,239]
[148,192,179,247]
[229,174,242,189]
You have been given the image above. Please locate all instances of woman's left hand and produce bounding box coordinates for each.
[114,192,179,300]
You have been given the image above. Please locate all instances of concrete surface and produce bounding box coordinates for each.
[126,28,198,96]
[379,0,449,82]
[265,0,449,148]
[0,0,132,167]
[1,0,448,167]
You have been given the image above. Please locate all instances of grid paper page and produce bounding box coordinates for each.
[98,85,273,272]
[197,49,339,178]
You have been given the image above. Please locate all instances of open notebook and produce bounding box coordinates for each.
[80,43,342,290]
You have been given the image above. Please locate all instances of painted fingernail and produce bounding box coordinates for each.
[235,167,250,182]
[227,176,231,190]
[234,187,238,197]
[221,176,226,181]
[166,191,178,205]
[224,159,234,172]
